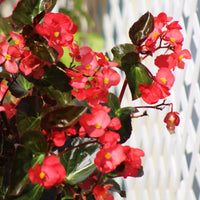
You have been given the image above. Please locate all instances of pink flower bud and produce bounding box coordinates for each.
[164,112,180,134]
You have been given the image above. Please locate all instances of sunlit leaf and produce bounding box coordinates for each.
[9,74,33,98]
[21,130,48,154]
[8,146,45,196]
[121,52,153,100]
[129,11,154,46]
[111,43,137,68]
[16,96,43,134]
[60,138,99,185]
[0,17,15,35]
[12,0,57,27]
[22,25,58,63]
[40,105,87,132]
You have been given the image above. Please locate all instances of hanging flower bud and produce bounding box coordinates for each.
[164,112,180,134]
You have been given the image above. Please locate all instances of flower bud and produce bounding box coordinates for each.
[164,112,180,134]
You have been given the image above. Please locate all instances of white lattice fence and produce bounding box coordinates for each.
[102,0,200,200]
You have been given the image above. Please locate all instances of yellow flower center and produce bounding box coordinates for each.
[170,37,176,43]
[85,64,91,70]
[103,191,108,198]
[179,55,183,62]
[95,123,101,129]
[5,54,11,60]
[152,32,158,38]
[105,56,109,61]
[105,152,111,159]
[15,40,20,45]
[39,171,45,179]
[160,77,167,84]
[54,32,60,37]
[93,94,98,99]
[104,77,109,84]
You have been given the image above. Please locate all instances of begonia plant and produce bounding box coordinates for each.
[0,0,191,200]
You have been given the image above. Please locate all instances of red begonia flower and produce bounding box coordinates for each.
[29,155,66,189]
[108,117,121,130]
[51,131,66,147]
[0,81,8,102]
[0,40,21,73]
[155,48,191,70]
[79,106,111,137]
[10,31,25,49]
[93,185,114,200]
[3,102,17,119]
[35,12,78,48]
[78,172,98,190]
[94,67,121,90]
[99,131,121,147]
[65,69,88,89]
[166,21,182,30]
[117,146,144,178]
[0,106,5,112]
[163,29,183,46]
[94,144,126,173]
[155,68,175,89]
[19,50,44,76]
[96,52,118,68]
[65,127,77,136]
[154,12,173,28]
[75,50,98,77]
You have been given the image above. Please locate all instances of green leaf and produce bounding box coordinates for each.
[16,96,43,134]
[103,93,120,118]
[121,52,153,100]
[43,65,71,92]
[8,146,45,196]
[0,17,15,35]
[60,138,99,185]
[7,183,44,200]
[135,166,144,177]
[39,187,57,200]
[16,96,43,117]
[22,25,58,63]
[40,105,87,132]
[105,179,126,198]
[106,93,120,112]
[129,11,154,46]
[42,86,71,106]
[115,107,137,143]
[28,63,71,91]
[17,116,41,135]
[116,107,138,116]
[21,130,48,155]
[111,43,137,68]
[12,0,57,27]
[9,75,33,98]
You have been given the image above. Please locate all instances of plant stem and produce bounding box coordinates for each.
[119,78,127,104]
[58,140,100,157]
[134,100,171,111]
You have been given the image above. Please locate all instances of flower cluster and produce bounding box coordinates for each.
[138,12,191,105]
[66,47,120,107]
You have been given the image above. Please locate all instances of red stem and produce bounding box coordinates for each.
[119,78,127,104]
[134,100,171,111]
[58,140,100,157]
